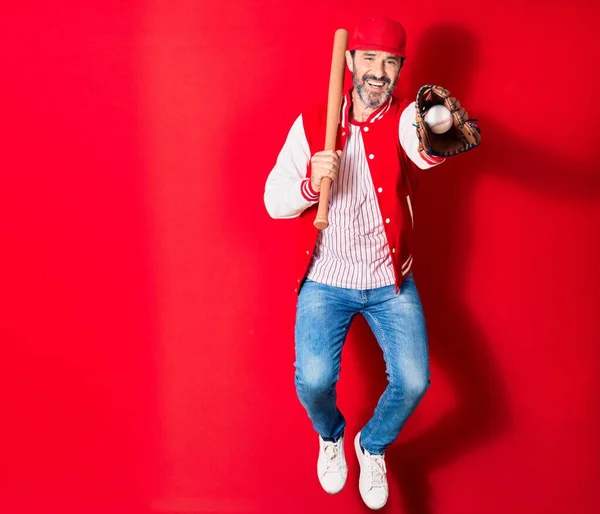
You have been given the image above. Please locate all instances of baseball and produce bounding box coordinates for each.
[424,105,453,134]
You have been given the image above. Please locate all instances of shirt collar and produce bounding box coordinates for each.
[341,89,394,129]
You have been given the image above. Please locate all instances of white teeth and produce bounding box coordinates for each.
[368,81,384,87]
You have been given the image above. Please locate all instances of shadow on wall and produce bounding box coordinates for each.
[350,23,508,514]
[352,21,600,514]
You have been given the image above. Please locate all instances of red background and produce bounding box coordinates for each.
[1,1,599,513]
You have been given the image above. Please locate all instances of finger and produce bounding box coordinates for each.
[312,164,337,176]
[312,156,340,167]
[463,122,481,144]
[312,152,338,161]
[447,96,461,111]
[312,150,333,160]
[433,85,450,98]
[315,159,338,168]
[311,157,333,168]
[455,107,468,125]
[319,149,339,158]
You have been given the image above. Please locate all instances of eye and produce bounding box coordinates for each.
[364,56,374,61]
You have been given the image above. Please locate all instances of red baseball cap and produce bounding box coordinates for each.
[348,15,407,59]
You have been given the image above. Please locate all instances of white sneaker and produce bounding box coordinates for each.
[354,432,389,510]
[317,434,348,494]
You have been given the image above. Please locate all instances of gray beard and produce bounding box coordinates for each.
[353,75,397,109]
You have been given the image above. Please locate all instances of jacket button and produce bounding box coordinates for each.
[364,126,369,132]
[342,131,346,137]
[377,187,383,193]
[385,218,390,224]
[294,288,298,293]
[392,247,396,253]
[306,250,310,255]
[369,154,374,160]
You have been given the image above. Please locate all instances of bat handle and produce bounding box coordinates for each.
[313,178,332,230]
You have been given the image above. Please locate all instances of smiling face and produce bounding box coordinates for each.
[346,49,403,110]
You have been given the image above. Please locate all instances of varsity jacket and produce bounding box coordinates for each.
[264,89,444,294]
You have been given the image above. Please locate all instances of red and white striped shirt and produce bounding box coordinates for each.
[265,97,444,290]
[307,121,396,289]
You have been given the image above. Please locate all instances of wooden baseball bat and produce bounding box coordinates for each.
[313,28,348,230]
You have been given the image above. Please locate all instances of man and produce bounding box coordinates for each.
[264,15,480,510]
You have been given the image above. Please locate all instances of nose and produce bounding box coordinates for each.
[375,59,387,79]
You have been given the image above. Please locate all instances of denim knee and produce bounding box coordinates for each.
[403,376,430,404]
[387,368,429,403]
[294,362,337,401]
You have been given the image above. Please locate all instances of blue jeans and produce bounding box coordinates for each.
[294,274,430,455]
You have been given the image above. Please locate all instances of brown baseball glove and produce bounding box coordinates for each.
[415,85,481,158]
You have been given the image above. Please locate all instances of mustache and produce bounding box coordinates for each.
[362,74,391,85]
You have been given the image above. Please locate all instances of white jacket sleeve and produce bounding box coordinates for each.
[264,114,319,219]
[399,101,446,170]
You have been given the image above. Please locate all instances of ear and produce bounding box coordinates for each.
[345,50,354,73]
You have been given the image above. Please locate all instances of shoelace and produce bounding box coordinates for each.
[366,452,387,489]
[322,441,343,473]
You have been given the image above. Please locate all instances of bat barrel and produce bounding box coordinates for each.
[314,28,348,231]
